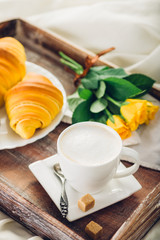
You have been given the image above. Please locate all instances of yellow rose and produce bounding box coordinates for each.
[106,115,131,140]
[126,99,147,124]
[145,101,159,124]
[120,103,139,131]
[120,99,147,131]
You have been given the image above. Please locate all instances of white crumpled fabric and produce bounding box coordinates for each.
[0,212,42,240]
[0,0,160,239]
[28,0,160,171]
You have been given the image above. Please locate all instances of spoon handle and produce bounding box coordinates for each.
[60,179,68,218]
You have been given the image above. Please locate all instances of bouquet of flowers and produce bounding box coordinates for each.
[59,50,159,139]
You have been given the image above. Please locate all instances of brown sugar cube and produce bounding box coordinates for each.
[78,194,95,212]
[85,221,103,240]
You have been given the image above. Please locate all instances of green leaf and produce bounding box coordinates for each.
[90,66,110,72]
[81,71,99,89]
[98,68,128,80]
[95,81,106,99]
[125,74,155,93]
[104,77,143,101]
[78,88,93,100]
[90,112,108,124]
[67,97,84,112]
[90,98,108,113]
[80,68,128,90]
[130,89,147,99]
[84,71,100,81]
[72,99,93,124]
[108,101,120,115]
[67,90,84,112]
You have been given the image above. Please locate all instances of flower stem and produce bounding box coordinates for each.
[104,108,115,123]
[60,59,83,74]
[59,51,83,74]
[106,95,122,108]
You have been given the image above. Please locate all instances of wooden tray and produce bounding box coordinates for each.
[0,19,160,240]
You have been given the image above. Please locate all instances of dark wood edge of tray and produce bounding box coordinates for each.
[0,18,17,36]
[0,182,84,240]
[111,182,160,240]
[0,18,117,68]
[1,18,159,101]
[0,178,159,240]
[0,18,160,239]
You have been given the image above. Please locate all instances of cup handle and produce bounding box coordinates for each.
[114,147,140,178]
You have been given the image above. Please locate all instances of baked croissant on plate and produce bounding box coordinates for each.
[5,72,63,139]
[0,37,26,107]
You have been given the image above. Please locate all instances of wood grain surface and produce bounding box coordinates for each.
[0,19,160,240]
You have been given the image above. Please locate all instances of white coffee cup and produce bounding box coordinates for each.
[57,122,139,193]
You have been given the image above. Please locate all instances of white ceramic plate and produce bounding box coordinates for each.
[29,154,142,222]
[0,62,67,150]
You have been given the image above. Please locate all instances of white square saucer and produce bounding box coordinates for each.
[29,154,142,222]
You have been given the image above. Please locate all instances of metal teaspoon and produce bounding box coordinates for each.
[53,163,68,218]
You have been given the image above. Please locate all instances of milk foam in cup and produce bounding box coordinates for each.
[57,122,140,193]
[60,123,120,166]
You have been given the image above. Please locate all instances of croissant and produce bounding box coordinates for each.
[5,73,63,139]
[0,37,26,107]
